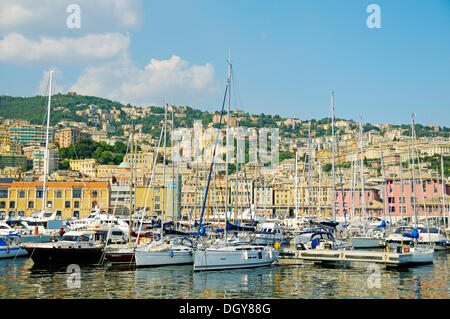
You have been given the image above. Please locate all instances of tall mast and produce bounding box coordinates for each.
[359,117,366,232]
[128,121,134,247]
[441,156,447,229]
[307,122,312,220]
[42,70,53,211]
[331,91,336,221]
[224,53,232,246]
[295,151,298,219]
[161,104,168,240]
[411,113,417,227]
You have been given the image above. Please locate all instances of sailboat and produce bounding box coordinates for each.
[134,104,194,267]
[350,117,386,249]
[193,55,279,271]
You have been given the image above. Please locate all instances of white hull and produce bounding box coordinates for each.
[351,237,385,249]
[193,245,279,271]
[135,248,193,267]
[400,249,434,265]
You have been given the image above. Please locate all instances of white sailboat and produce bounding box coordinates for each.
[350,117,386,249]
[134,104,193,267]
[193,54,278,271]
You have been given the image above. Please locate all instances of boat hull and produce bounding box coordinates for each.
[105,252,135,265]
[0,246,28,259]
[351,237,385,249]
[24,246,104,265]
[193,247,279,271]
[134,250,193,267]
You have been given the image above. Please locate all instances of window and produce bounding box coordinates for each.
[72,189,82,198]
[0,190,7,198]
[92,191,98,198]
[56,211,62,218]
[0,201,5,208]
[19,191,25,198]
[65,201,71,208]
[47,201,52,208]
[8,211,15,218]
[28,201,34,209]
[73,211,80,218]
[18,211,25,217]
[36,190,43,198]
[9,201,15,209]
[74,201,80,208]
[0,211,5,219]
[56,191,62,198]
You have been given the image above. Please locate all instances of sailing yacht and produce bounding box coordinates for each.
[133,104,194,267]
[193,55,278,271]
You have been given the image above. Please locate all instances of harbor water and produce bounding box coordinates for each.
[0,251,448,299]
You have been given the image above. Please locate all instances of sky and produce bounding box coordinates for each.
[0,0,449,127]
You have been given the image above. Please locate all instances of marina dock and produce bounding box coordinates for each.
[280,249,434,268]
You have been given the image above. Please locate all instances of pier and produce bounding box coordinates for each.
[280,249,433,268]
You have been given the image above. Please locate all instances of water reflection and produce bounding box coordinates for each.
[0,254,448,299]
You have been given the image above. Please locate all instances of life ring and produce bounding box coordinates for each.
[274,242,281,250]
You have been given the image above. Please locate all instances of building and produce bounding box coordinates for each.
[59,127,90,148]
[9,124,54,145]
[0,181,110,219]
[0,154,29,170]
[69,158,97,178]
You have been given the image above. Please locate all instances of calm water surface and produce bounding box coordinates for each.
[1,252,449,299]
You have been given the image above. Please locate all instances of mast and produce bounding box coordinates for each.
[442,156,447,229]
[331,91,336,221]
[359,117,366,232]
[399,160,405,225]
[128,123,134,247]
[42,70,53,212]
[224,53,231,246]
[295,151,298,219]
[307,122,312,220]
[411,113,418,227]
[160,104,168,240]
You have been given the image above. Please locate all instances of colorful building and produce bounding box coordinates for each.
[0,181,110,219]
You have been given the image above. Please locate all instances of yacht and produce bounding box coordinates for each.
[193,241,278,271]
[252,222,289,246]
[134,237,193,267]
[21,230,105,265]
[0,234,28,259]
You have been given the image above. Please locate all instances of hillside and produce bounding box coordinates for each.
[0,94,449,140]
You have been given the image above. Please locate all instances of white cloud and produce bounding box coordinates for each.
[69,55,220,106]
[0,32,130,64]
[0,0,142,36]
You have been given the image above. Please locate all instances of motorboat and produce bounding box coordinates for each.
[21,230,105,265]
[294,229,350,250]
[0,234,28,259]
[252,222,289,246]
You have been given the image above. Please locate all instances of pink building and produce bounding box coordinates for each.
[335,184,383,218]
[385,172,449,219]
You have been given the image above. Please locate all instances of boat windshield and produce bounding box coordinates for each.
[60,235,79,242]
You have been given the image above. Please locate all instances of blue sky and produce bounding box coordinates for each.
[0,0,449,127]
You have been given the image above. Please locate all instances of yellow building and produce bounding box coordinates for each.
[69,158,97,177]
[0,181,110,219]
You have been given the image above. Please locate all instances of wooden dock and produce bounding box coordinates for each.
[280,249,433,268]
